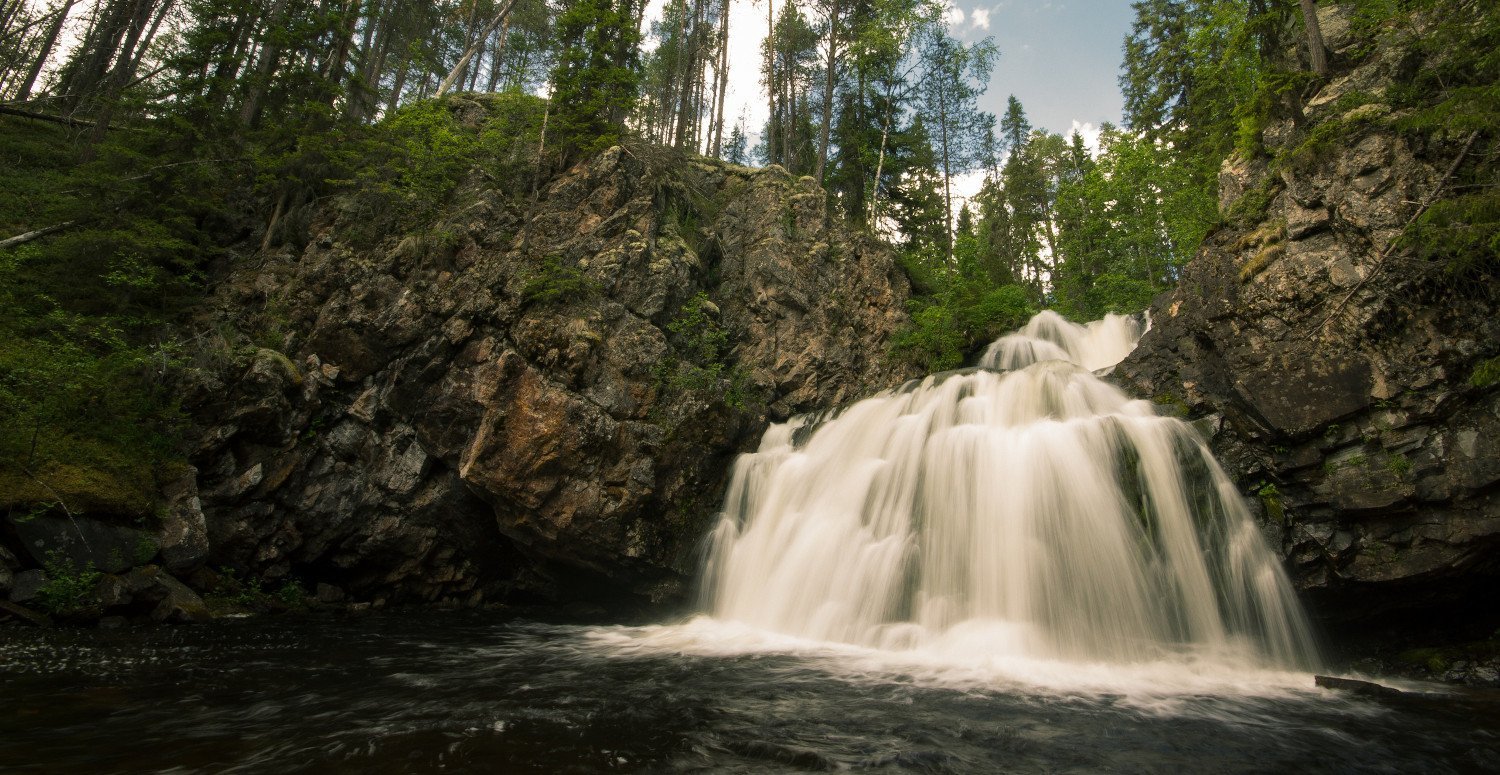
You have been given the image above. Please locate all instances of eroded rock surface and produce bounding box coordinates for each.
[188,146,913,609]
[1116,5,1499,631]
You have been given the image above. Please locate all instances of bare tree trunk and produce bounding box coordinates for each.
[84,0,159,151]
[60,0,137,112]
[764,0,775,164]
[813,0,838,182]
[709,0,729,156]
[436,0,517,97]
[121,0,173,79]
[239,0,289,128]
[937,82,952,261]
[0,220,78,250]
[1299,0,1328,76]
[485,14,509,92]
[868,106,891,223]
[386,55,408,113]
[14,0,77,102]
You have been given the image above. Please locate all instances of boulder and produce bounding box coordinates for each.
[9,514,158,574]
[8,569,46,604]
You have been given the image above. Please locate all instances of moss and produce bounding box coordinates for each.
[1472,356,1500,388]
[1153,393,1191,417]
[1385,453,1412,475]
[1240,243,1284,281]
[1256,481,1286,524]
[1397,647,1451,673]
[0,457,157,518]
[256,347,304,386]
[1224,179,1281,227]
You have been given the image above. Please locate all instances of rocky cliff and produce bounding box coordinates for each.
[173,127,913,611]
[1115,5,1499,652]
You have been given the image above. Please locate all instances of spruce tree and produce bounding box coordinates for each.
[549,0,641,163]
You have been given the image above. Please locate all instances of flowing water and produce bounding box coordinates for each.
[3,311,1497,772]
[1,613,1496,773]
[703,310,1313,669]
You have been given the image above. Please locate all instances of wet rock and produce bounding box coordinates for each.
[315,583,345,604]
[0,600,49,626]
[93,573,131,609]
[123,566,212,623]
[0,544,17,595]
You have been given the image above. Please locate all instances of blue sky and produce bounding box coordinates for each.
[950,0,1136,138]
[688,0,1137,155]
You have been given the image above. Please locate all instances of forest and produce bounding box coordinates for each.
[0,0,1496,515]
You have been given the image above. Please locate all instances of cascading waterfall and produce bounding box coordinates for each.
[700,310,1318,669]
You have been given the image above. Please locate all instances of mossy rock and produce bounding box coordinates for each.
[0,461,155,518]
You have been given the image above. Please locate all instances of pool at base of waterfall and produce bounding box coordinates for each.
[2,612,1495,774]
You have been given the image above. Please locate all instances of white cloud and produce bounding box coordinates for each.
[942,0,966,28]
[1068,120,1103,155]
[970,7,991,30]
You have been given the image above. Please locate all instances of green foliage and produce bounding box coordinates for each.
[205,567,308,614]
[35,551,103,617]
[655,293,755,409]
[0,118,213,516]
[521,256,598,305]
[892,245,1036,371]
[1254,480,1285,523]
[548,0,642,164]
[1470,356,1500,389]
[337,94,549,245]
[1385,454,1412,475]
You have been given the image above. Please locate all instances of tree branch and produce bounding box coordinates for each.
[0,221,77,251]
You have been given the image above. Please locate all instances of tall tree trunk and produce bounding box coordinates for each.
[813,0,838,183]
[239,0,289,128]
[60,0,137,112]
[386,54,408,113]
[868,105,892,224]
[84,0,158,150]
[937,83,952,261]
[1299,0,1328,76]
[764,0,775,164]
[14,0,77,102]
[486,14,509,91]
[708,0,730,156]
[437,0,517,97]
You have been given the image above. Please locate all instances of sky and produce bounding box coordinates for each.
[642,0,1137,154]
[642,0,1136,210]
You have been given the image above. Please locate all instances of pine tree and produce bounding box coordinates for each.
[549,0,641,163]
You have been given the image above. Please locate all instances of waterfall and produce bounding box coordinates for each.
[700,311,1317,669]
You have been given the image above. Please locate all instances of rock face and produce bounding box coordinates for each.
[188,144,913,609]
[1115,5,1499,632]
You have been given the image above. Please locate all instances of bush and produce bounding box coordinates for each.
[655,293,755,409]
[521,256,597,305]
[34,551,103,616]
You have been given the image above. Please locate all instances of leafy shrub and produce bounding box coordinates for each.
[35,551,103,616]
[655,293,755,409]
[521,256,598,305]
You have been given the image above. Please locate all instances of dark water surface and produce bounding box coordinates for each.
[1,612,1496,774]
